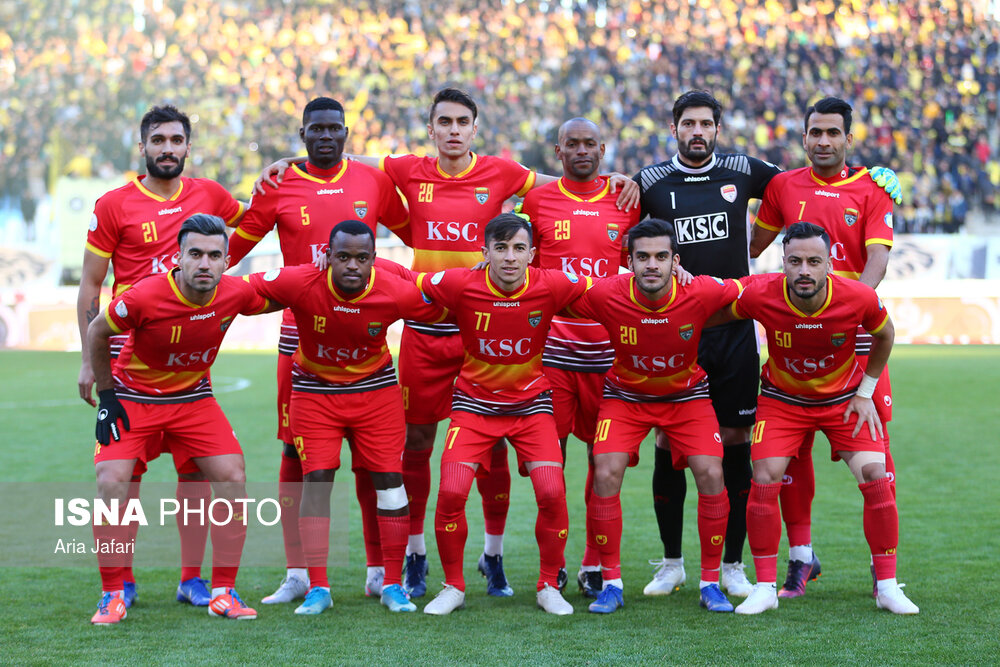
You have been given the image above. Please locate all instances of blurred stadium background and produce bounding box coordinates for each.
[1,0,998,347]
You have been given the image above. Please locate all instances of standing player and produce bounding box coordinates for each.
[77,105,246,609]
[519,117,639,597]
[566,218,737,614]
[248,221,448,614]
[86,214,275,624]
[749,97,896,598]
[229,97,410,604]
[723,222,917,615]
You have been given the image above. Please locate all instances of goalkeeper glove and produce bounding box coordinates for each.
[96,389,130,445]
[869,166,903,205]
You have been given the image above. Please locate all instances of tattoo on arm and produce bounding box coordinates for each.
[85,296,100,324]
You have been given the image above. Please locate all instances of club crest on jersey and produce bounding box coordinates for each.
[263,268,281,281]
[354,201,368,218]
[528,310,543,327]
[883,212,893,229]
[720,184,737,203]
[679,323,694,341]
[430,271,445,285]
[89,214,98,232]
[475,187,489,205]
[220,316,233,333]
[844,208,859,227]
[368,321,383,337]
[831,332,846,347]
[607,223,620,241]
[115,301,128,319]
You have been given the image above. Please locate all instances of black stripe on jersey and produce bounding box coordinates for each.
[278,323,298,356]
[291,363,397,395]
[451,389,554,416]
[405,320,460,337]
[115,377,214,404]
[109,333,129,360]
[855,328,873,357]
[602,378,711,404]
[760,380,856,407]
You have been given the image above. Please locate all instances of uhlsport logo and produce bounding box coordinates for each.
[595,534,607,545]
[444,522,458,532]
[711,534,724,546]
[558,529,568,540]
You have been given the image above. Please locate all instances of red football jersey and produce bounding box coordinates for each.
[248,264,446,391]
[415,267,590,409]
[230,160,409,266]
[88,176,244,295]
[754,166,894,279]
[569,274,739,400]
[732,273,890,405]
[105,271,269,401]
[380,153,535,274]
[521,177,639,373]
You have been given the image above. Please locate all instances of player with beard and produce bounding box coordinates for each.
[633,91,902,600]
[77,105,246,610]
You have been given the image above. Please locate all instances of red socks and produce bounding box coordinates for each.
[278,451,305,568]
[354,472,383,567]
[377,514,409,587]
[528,465,569,591]
[299,515,331,588]
[435,462,475,591]
[697,490,730,583]
[477,443,511,538]
[580,459,601,568]
[94,523,130,591]
[209,501,246,590]
[177,480,211,581]
[403,447,433,539]
[588,492,622,581]
[780,437,816,548]
[746,480,782,583]
[860,476,898,580]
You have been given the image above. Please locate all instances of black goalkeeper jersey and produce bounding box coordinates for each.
[634,153,781,279]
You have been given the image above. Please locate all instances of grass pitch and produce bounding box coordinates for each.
[0,346,997,665]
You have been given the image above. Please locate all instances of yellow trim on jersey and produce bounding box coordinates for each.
[516,170,537,197]
[628,275,677,313]
[133,177,184,202]
[105,309,124,335]
[225,201,246,227]
[85,243,113,259]
[556,178,610,203]
[291,160,349,184]
[753,215,782,232]
[808,167,869,187]
[868,311,890,335]
[485,268,530,300]
[327,266,376,302]
[865,237,893,248]
[832,269,862,280]
[234,226,263,242]
[168,269,217,309]
[114,284,133,297]
[782,275,833,317]
[436,153,478,179]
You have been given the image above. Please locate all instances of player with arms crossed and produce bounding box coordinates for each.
[86,214,276,624]
[724,222,917,616]
[749,96,897,598]
[564,218,736,614]
[229,97,410,604]
[248,220,448,615]
[519,117,639,597]
[77,105,246,609]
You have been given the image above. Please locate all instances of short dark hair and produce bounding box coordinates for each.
[627,218,678,255]
[805,96,853,134]
[429,87,478,124]
[140,105,191,143]
[303,97,345,126]
[672,90,722,127]
[782,221,831,252]
[484,213,531,246]
[177,214,228,250]
[328,219,375,250]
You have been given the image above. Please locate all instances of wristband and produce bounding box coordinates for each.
[855,374,878,399]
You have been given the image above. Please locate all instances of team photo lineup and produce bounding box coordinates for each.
[75,76,925,626]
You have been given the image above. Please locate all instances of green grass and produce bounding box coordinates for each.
[1,347,998,665]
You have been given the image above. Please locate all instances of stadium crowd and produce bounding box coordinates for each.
[1,0,997,236]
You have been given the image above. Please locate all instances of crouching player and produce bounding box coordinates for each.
[248,220,448,614]
[727,222,917,615]
[87,214,277,624]
[564,218,736,614]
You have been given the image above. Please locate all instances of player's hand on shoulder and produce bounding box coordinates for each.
[607,173,640,212]
[673,263,694,287]
[470,260,488,272]
[314,253,329,271]
[253,158,294,196]
[869,166,903,206]
[844,395,883,441]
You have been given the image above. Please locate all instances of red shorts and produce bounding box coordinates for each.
[94,398,243,475]
[593,398,722,470]
[858,356,892,423]
[752,395,886,462]
[289,385,406,475]
[398,327,464,424]
[547,367,603,444]
[276,352,293,443]
[442,411,562,477]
